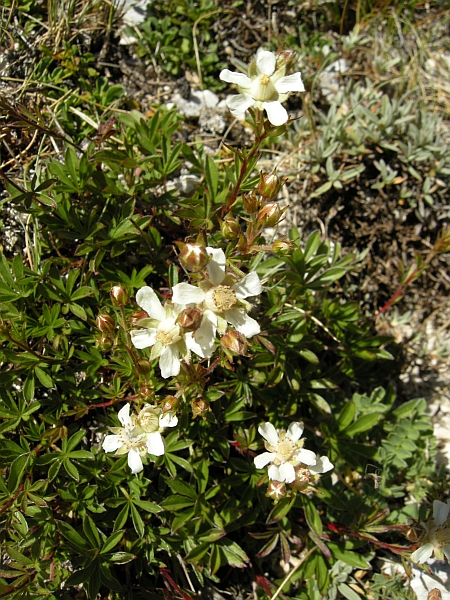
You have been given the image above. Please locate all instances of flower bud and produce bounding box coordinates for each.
[220,330,248,356]
[139,387,154,401]
[177,307,203,332]
[162,395,179,413]
[258,172,283,199]
[96,314,115,334]
[130,309,149,325]
[276,49,298,72]
[179,243,209,272]
[136,359,152,375]
[111,285,129,306]
[220,217,240,239]
[95,336,113,352]
[266,480,286,501]
[290,466,313,492]
[257,203,283,227]
[243,192,260,214]
[272,240,292,255]
[191,397,210,419]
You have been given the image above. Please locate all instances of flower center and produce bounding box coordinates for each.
[276,438,296,463]
[209,285,237,312]
[156,319,181,346]
[430,524,450,548]
[251,74,278,103]
[137,408,160,433]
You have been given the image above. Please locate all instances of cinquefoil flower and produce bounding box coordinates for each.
[254,422,333,484]
[411,500,450,563]
[102,404,178,474]
[130,286,189,378]
[220,49,305,126]
[172,247,262,358]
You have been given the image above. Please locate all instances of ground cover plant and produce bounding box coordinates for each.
[0,0,450,599]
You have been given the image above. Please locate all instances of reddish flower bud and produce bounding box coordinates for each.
[191,398,210,419]
[177,307,203,332]
[95,336,113,352]
[272,240,292,255]
[139,387,154,401]
[266,480,286,501]
[220,217,240,239]
[258,172,283,199]
[96,314,115,334]
[220,330,248,356]
[136,359,152,375]
[275,49,298,72]
[130,310,149,324]
[111,285,129,306]
[243,192,261,214]
[179,243,209,272]
[257,202,283,227]
[162,395,179,413]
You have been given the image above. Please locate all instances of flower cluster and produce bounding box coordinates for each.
[254,422,333,496]
[130,247,262,372]
[410,500,450,563]
[220,48,305,126]
[102,403,177,474]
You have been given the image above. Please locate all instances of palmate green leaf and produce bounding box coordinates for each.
[130,503,145,538]
[344,413,380,437]
[34,366,53,388]
[161,495,195,512]
[185,542,210,564]
[8,454,30,493]
[266,495,296,524]
[63,458,80,481]
[83,514,101,548]
[66,561,97,587]
[338,401,356,431]
[58,521,90,552]
[338,582,363,600]
[303,496,323,536]
[328,543,371,569]
[100,530,124,554]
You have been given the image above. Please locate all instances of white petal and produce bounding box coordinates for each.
[232,272,262,299]
[255,50,276,76]
[258,422,278,446]
[254,452,275,469]
[275,73,305,93]
[206,247,226,285]
[296,448,318,466]
[219,69,251,89]
[278,462,296,483]
[128,449,144,474]
[159,345,181,378]
[102,435,122,453]
[146,432,165,456]
[411,543,434,563]
[433,500,450,526]
[443,545,450,561]
[118,404,132,427]
[262,101,288,126]
[309,455,334,474]
[286,422,304,442]
[130,328,157,349]
[226,93,255,119]
[172,282,205,305]
[225,308,260,338]
[135,287,166,321]
[159,413,178,429]
[189,310,217,358]
[267,464,282,481]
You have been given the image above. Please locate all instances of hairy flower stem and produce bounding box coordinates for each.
[221,110,268,217]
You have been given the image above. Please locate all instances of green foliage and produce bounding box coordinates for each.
[1,2,448,599]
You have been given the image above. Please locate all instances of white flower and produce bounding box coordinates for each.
[102,403,178,475]
[254,422,334,485]
[130,286,189,378]
[220,49,305,126]
[411,500,450,563]
[171,247,262,358]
